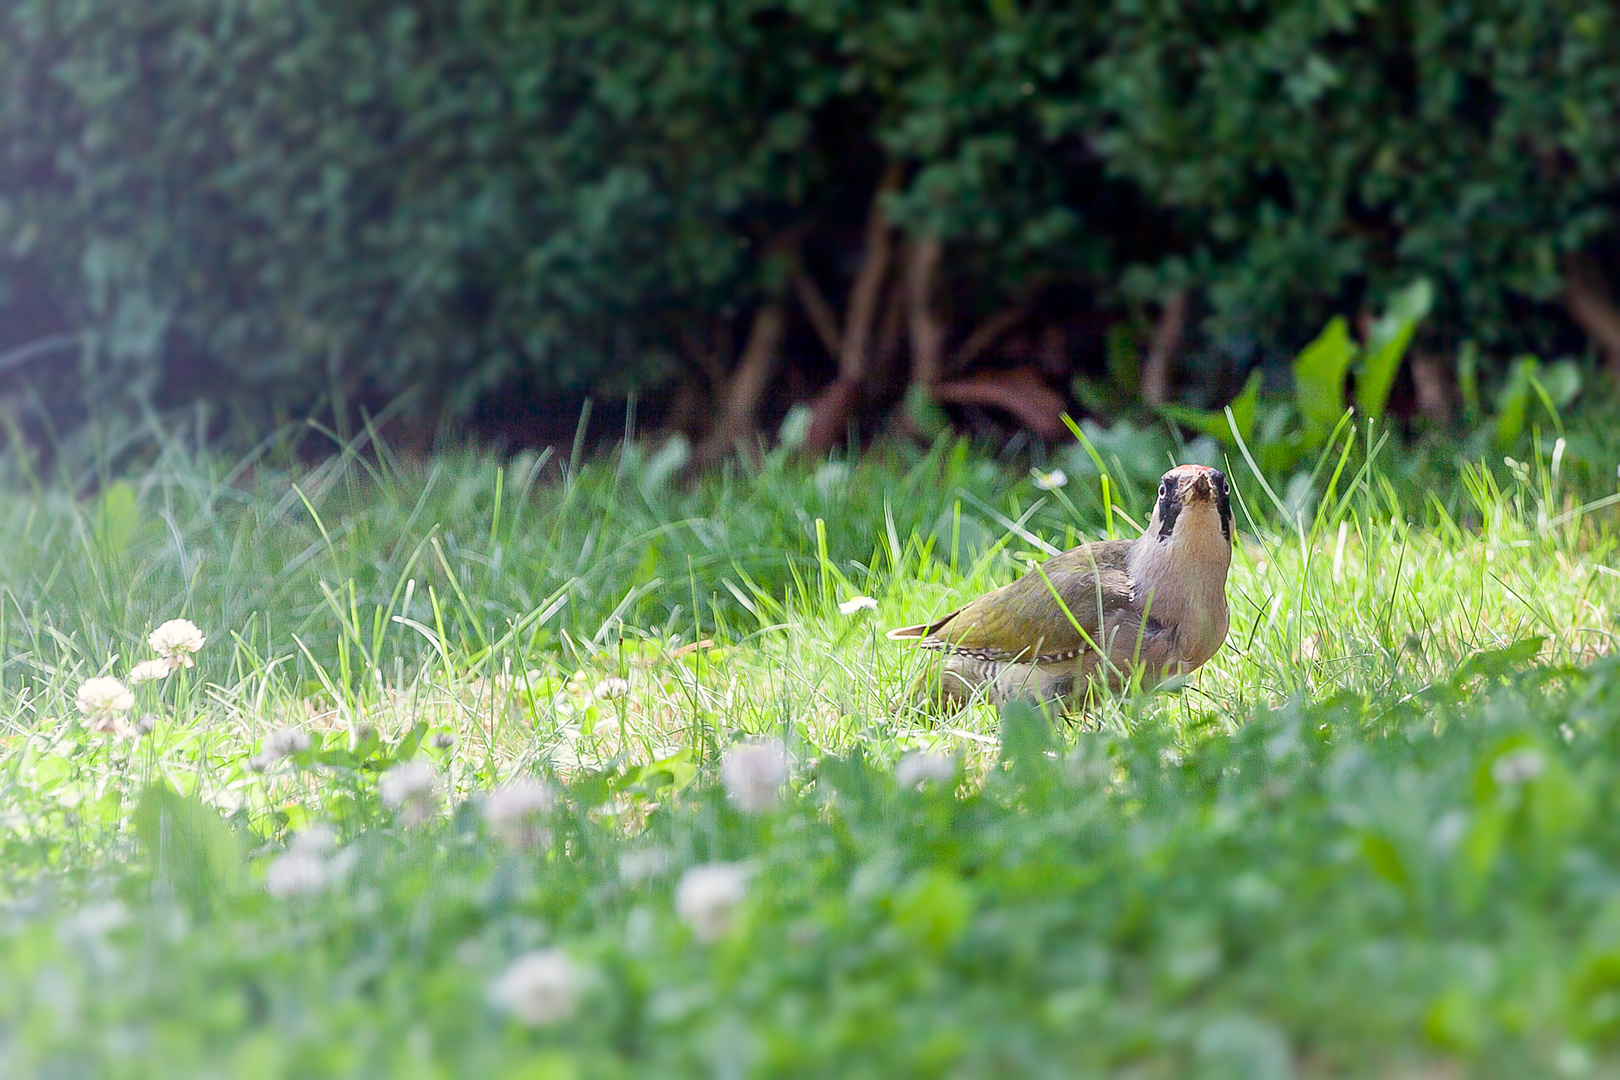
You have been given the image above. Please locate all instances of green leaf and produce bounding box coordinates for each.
[1226,368,1262,445]
[1453,805,1506,911]
[566,769,615,815]
[1424,987,1487,1052]
[132,784,249,912]
[892,869,975,952]
[1536,359,1582,409]
[1493,356,1539,450]
[1453,636,1546,685]
[619,746,698,797]
[816,747,883,806]
[1156,403,1227,445]
[1527,754,1589,840]
[1356,279,1433,420]
[392,721,428,764]
[1071,375,1106,415]
[1359,831,1410,892]
[998,699,1056,771]
[1158,369,1261,451]
[86,789,123,825]
[1292,317,1356,433]
[31,754,73,791]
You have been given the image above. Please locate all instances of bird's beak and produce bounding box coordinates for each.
[1190,473,1213,500]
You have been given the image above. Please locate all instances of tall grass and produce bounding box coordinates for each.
[2,413,1616,792]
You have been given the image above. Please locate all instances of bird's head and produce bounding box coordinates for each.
[1148,464,1233,550]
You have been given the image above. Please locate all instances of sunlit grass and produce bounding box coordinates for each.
[2,417,1618,848]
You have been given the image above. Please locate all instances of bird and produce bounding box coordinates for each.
[887,464,1234,710]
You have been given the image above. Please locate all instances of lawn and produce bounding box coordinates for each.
[2,414,1619,1077]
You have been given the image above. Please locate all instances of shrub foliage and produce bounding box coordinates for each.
[1,0,1617,440]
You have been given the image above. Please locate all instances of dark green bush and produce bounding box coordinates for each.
[1085,0,1620,354]
[0,1,796,411]
[0,0,1616,439]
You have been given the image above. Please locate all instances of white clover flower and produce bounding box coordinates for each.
[379,761,440,826]
[1429,811,1468,855]
[290,823,339,855]
[592,676,631,701]
[1491,748,1545,787]
[76,676,135,731]
[838,595,879,615]
[251,727,312,772]
[148,619,206,668]
[483,778,556,850]
[265,825,349,897]
[379,761,436,804]
[487,949,582,1026]
[675,862,750,943]
[264,850,330,899]
[60,900,130,941]
[720,739,787,813]
[1031,467,1068,491]
[894,750,956,789]
[618,846,672,887]
[128,659,173,686]
[265,727,311,760]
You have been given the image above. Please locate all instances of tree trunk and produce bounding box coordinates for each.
[791,263,841,359]
[694,300,784,466]
[804,161,904,454]
[933,367,1068,439]
[1140,291,1187,405]
[1563,252,1620,375]
[1409,349,1453,426]
[802,375,861,456]
[665,373,706,443]
[904,234,945,389]
[837,161,903,385]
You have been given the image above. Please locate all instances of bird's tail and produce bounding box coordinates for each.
[885,610,959,641]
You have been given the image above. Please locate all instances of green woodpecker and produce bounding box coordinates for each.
[888,464,1234,708]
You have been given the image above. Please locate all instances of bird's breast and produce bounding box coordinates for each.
[1175,589,1229,668]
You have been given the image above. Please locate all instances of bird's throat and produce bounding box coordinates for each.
[1126,512,1231,659]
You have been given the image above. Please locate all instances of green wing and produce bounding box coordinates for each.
[892,541,1135,661]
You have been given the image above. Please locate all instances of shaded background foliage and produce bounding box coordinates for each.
[0,0,1617,453]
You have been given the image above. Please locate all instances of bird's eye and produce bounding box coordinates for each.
[1158,482,1167,497]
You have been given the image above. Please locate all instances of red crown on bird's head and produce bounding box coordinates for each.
[1159,464,1228,502]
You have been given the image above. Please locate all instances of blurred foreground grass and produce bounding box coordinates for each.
[1,415,1619,1076]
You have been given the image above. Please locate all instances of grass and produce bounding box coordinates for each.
[1,410,1619,1076]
